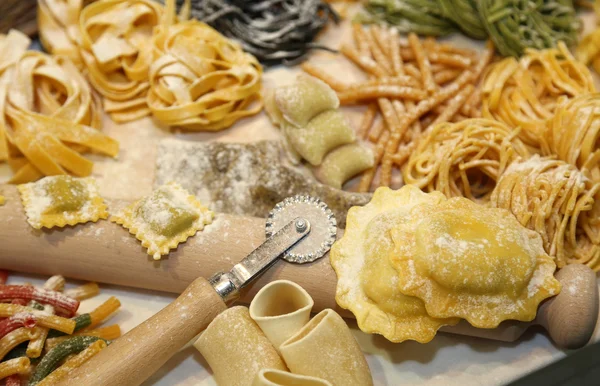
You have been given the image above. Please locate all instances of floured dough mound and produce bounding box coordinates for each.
[331,185,561,341]
[330,185,458,343]
[155,139,371,228]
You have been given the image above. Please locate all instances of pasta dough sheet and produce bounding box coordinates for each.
[194,306,287,386]
[253,369,333,386]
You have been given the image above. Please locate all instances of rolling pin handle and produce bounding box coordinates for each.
[55,277,227,386]
[536,264,599,350]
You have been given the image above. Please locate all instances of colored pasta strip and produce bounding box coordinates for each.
[0,305,76,334]
[28,336,106,385]
[0,357,30,380]
[45,325,121,351]
[0,286,79,317]
[0,313,37,338]
[36,340,107,386]
[63,283,99,301]
[0,327,38,361]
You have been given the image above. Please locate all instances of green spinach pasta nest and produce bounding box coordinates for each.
[359,0,581,57]
[356,0,457,36]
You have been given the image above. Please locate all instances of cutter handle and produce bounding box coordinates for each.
[56,277,227,386]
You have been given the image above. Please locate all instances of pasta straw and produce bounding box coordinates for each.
[37,340,107,386]
[0,357,30,380]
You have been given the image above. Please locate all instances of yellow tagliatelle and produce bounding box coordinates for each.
[0,48,118,183]
[148,20,263,131]
[483,42,595,149]
[79,0,166,122]
[37,0,89,69]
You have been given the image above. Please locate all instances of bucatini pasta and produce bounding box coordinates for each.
[403,119,530,203]
[194,306,288,386]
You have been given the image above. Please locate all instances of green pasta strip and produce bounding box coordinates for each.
[28,336,106,385]
[46,313,92,338]
[357,0,581,57]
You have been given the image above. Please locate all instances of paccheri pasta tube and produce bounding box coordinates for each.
[249,280,314,351]
[194,306,287,386]
[279,309,373,386]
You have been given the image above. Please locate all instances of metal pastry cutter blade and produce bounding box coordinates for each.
[266,195,337,263]
[209,195,337,303]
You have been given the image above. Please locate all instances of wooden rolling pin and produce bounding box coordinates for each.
[0,185,598,349]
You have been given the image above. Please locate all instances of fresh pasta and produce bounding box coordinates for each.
[253,369,333,386]
[249,280,314,350]
[482,43,596,148]
[194,306,287,386]
[0,46,118,184]
[546,94,600,182]
[79,0,165,122]
[403,119,529,203]
[148,20,263,131]
[279,309,373,386]
[490,156,600,270]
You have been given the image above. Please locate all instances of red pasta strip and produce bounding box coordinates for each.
[11,299,28,306]
[0,313,36,338]
[0,286,79,317]
[5,374,21,386]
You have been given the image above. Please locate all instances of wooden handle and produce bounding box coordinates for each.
[536,264,599,349]
[56,277,227,386]
[442,264,599,349]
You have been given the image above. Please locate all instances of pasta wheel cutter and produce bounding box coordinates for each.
[58,195,337,386]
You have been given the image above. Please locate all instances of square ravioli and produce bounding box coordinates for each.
[111,182,214,260]
[18,175,108,229]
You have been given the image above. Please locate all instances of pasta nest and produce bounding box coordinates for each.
[490,155,600,271]
[0,48,118,184]
[79,0,166,123]
[148,21,263,131]
[402,118,529,203]
[546,93,600,182]
[482,42,595,149]
[37,0,87,69]
[331,185,561,340]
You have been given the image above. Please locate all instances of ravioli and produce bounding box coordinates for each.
[314,143,374,189]
[18,176,108,229]
[111,182,213,260]
[391,197,561,328]
[330,186,458,343]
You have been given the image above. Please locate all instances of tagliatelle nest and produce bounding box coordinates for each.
[0,40,118,183]
[482,42,595,149]
[79,0,167,123]
[148,21,263,131]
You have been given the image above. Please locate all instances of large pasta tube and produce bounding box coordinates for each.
[249,280,314,350]
[279,309,373,386]
[194,306,287,386]
[252,369,333,386]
